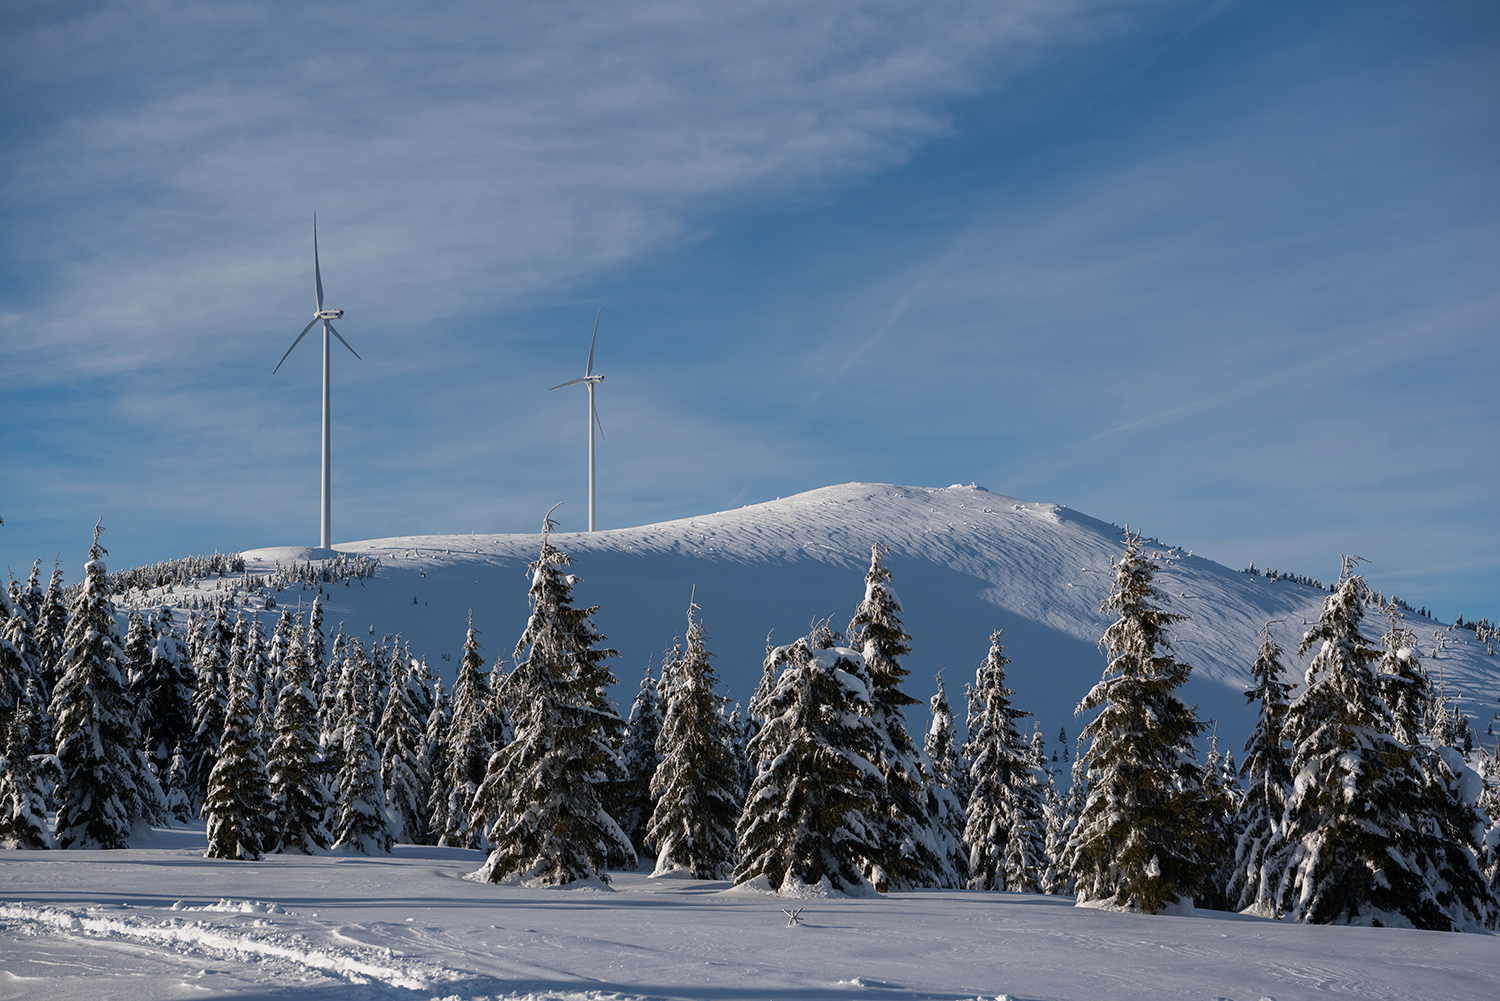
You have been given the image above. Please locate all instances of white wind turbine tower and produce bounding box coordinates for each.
[549,309,606,531]
[273,214,361,551]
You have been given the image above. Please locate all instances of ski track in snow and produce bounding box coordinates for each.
[2,842,1498,1001]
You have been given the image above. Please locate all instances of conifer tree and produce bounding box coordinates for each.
[1063,529,1214,913]
[474,512,634,884]
[185,602,233,812]
[0,679,54,849]
[50,523,165,848]
[36,558,69,694]
[332,644,393,854]
[846,543,948,890]
[925,672,971,887]
[139,607,196,786]
[2,562,45,701]
[435,614,492,849]
[1196,726,1241,910]
[612,660,663,862]
[418,676,449,847]
[203,650,273,860]
[1271,558,1494,929]
[734,633,884,894]
[1228,623,1295,914]
[164,743,194,823]
[646,596,742,879]
[963,632,1047,892]
[377,652,429,844]
[267,618,331,853]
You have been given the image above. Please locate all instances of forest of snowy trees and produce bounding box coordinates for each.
[3,520,1500,932]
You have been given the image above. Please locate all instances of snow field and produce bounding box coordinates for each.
[2,828,1498,1001]
[204,483,1497,748]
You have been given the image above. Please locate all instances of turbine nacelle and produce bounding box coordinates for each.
[315,309,344,320]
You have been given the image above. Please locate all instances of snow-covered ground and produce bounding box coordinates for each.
[143,482,1496,745]
[3,823,1497,1001]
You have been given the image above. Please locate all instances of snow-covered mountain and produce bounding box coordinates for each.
[223,482,1497,745]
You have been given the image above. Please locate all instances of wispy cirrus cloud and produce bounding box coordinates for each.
[1,0,1147,383]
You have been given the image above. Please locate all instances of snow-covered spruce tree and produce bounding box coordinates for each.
[185,602,233,812]
[846,543,950,890]
[646,596,742,879]
[1196,727,1241,911]
[377,652,429,844]
[50,523,165,848]
[0,679,55,849]
[203,648,273,860]
[138,606,196,787]
[611,660,663,862]
[473,512,634,884]
[332,642,393,855]
[924,672,971,887]
[267,618,331,853]
[35,558,69,693]
[3,563,45,702]
[416,675,449,847]
[164,744,194,823]
[1378,612,1495,928]
[1003,724,1052,894]
[1063,529,1215,913]
[1272,558,1494,930]
[434,613,492,849]
[963,631,1048,892]
[1227,622,1295,914]
[734,633,884,895]
[1043,751,1088,896]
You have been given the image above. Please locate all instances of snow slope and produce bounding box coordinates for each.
[170,482,1494,745]
[2,826,1497,1001]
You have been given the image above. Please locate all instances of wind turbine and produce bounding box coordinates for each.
[273,214,361,551]
[548,309,605,531]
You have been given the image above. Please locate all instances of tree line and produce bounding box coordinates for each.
[2,520,1498,932]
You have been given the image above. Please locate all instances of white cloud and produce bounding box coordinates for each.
[2,0,1138,383]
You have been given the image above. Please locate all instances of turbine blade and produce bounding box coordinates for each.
[592,399,605,440]
[549,376,587,391]
[327,322,361,359]
[586,308,600,376]
[314,214,324,312]
[273,318,320,374]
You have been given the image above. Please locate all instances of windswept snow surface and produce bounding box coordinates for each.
[2,825,1497,1001]
[222,483,1498,739]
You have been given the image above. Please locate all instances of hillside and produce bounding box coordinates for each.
[161,481,1496,745]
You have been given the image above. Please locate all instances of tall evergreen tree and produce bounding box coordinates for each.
[646,596,742,879]
[734,633,884,894]
[612,660,664,863]
[36,558,69,694]
[1228,623,1295,914]
[963,632,1047,892]
[924,672,971,888]
[1271,558,1494,929]
[1063,529,1214,913]
[0,679,54,849]
[139,606,196,787]
[50,523,165,848]
[435,614,492,849]
[377,652,429,844]
[332,642,393,855]
[417,676,449,847]
[846,543,949,890]
[185,602,233,812]
[267,617,332,853]
[473,513,634,884]
[203,649,273,860]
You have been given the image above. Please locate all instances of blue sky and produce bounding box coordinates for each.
[2,0,1496,623]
